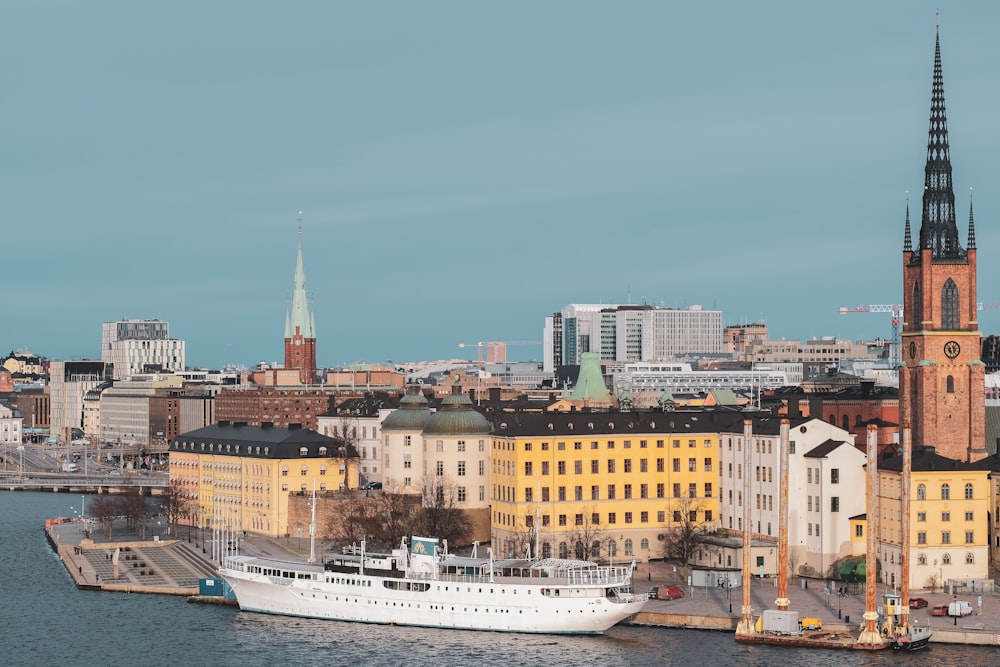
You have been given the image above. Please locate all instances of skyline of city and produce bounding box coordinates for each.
[7,4,1000,368]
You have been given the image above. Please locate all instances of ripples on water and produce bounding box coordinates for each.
[4,491,1000,667]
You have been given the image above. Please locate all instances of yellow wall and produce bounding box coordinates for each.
[878,466,989,587]
[170,452,359,538]
[492,432,719,561]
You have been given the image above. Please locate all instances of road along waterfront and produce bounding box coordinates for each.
[7,490,1000,666]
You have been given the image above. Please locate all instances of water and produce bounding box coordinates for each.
[3,491,1000,666]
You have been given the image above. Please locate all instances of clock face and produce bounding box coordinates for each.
[944,341,961,359]
[909,342,917,359]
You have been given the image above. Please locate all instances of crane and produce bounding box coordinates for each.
[838,302,1000,369]
[838,304,903,369]
[458,342,484,370]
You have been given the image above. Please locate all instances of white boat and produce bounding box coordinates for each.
[220,536,647,634]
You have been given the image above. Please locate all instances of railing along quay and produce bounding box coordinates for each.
[0,475,169,492]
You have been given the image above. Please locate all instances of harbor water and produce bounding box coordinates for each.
[3,490,1000,666]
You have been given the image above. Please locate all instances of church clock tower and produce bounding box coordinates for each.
[898,27,986,462]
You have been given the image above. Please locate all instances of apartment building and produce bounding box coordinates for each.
[491,410,727,562]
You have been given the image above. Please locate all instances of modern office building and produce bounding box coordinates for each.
[49,360,113,443]
[102,319,185,380]
[543,303,723,373]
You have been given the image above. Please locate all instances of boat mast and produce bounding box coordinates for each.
[307,485,317,564]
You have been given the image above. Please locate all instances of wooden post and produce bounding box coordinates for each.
[856,424,886,648]
[736,419,756,636]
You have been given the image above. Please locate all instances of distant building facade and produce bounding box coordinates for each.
[169,421,358,538]
[102,319,186,380]
[543,303,723,373]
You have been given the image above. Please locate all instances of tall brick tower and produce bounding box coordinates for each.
[284,225,317,384]
[898,26,986,462]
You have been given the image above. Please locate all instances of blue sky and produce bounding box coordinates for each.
[5,2,1000,369]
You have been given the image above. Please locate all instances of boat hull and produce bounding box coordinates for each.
[221,568,646,634]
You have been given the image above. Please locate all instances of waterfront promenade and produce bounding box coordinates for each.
[636,559,1000,646]
[47,519,1000,646]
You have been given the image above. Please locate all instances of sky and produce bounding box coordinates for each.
[5,2,1000,370]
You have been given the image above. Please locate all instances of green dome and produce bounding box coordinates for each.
[382,385,432,431]
[422,385,491,436]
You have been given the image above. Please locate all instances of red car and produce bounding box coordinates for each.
[930,604,949,616]
[909,597,928,609]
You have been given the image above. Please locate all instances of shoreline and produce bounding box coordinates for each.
[46,516,1000,647]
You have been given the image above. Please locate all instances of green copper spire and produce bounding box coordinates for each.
[285,221,315,339]
[568,352,613,406]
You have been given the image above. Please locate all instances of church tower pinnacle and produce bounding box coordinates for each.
[899,26,986,462]
[283,214,318,384]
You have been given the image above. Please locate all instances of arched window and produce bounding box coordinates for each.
[828,415,836,425]
[965,483,974,499]
[558,542,568,559]
[941,483,950,500]
[917,484,926,500]
[966,553,975,564]
[942,553,951,565]
[542,542,552,559]
[575,540,585,559]
[912,284,922,329]
[608,540,617,558]
[591,541,601,558]
[918,553,927,565]
[855,414,863,426]
[947,375,955,393]
[640,537,650,550]
[842,415,850,431]
[624,539,634,556]
[942,278,959,329]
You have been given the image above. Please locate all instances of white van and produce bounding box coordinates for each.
[949,600,973,617]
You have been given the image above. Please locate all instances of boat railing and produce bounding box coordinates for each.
[402,565,631,587]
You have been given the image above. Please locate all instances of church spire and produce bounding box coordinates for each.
[918,25,963,260]
[967,187,977,250]
[286,214,315,339]
[903,194,912,252]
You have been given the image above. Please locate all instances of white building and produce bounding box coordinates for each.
[543,303,723,373]
[719,417,865,580]
[318,394,399,484]
[99,374,182,455]
[49,360,112,444]
[102,319,186,380]
[609,361,788,395]
[0,402,23,469]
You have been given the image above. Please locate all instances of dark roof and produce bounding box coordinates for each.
[849,513,866,520]
[488,410,814,437]
[877,447,982,473]
[170,421,356,459]
[327,392,400,418]
[804,438,850,458]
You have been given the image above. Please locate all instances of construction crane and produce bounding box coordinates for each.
[838,302,1000,369]
[839,304,903,369]
[458,342,484,370]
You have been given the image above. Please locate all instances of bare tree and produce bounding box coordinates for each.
[660,497,714,565]
[370,481,419,550]
[161,482,192,537]
[417,477,471,547]
[325,491,378,546]
[118,490,153,539]
[91,496,117,540]
[504,515,537,559]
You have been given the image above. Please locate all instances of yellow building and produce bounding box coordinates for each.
[169,420,358,538]
[491,411,721,562]
[877,447,990,591]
